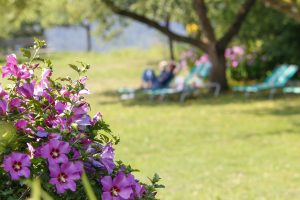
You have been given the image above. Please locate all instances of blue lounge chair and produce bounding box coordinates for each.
[145,62,220,102]
[233,64,298,98]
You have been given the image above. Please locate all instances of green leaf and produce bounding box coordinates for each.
[69,64,80,73]
[82,172,97,200]
[34,38,46,48]
[20,48,31,59]
[30,178,42,200]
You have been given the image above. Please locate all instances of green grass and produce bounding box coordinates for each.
[46,48,300,200]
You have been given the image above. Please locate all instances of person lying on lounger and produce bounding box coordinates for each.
[141,61,177,89]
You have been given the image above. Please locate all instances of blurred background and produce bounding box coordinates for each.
[1,0,300,199]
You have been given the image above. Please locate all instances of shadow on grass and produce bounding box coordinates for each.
[236,128,300,140]
[96,89,300,109]
[249,105,300,116]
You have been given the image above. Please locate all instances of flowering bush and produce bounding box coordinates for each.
[180,46,245,69]
[0,39,163,199]
[180,46,270,81]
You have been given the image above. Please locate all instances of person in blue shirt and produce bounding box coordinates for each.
[141,61,177,89]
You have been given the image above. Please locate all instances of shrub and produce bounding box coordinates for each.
[0,39,163,200]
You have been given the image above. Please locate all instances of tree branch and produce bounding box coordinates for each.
[264,0,300,22]
[218,0,256,49]
[193,0,216,44]
[102,0,208,51]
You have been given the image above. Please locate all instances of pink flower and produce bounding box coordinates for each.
[60,87,71,98]
[2,54,18,78]
[101,172,133,200]
[232,46,245,55]
[35,68,52,95]
[16,64,33,79]
[2,54,32,79]
[3,152,31,180]
[41,140,71,164]
[49,161,83,194]
[232,60,239,68]
[196,54,210,65]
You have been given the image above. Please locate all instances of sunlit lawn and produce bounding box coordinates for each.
[48,48,300,200]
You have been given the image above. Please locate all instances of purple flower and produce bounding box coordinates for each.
[72,148,81,159]
[15,119,29,131]
[51,116,69,132]
[101,143,115,174]
[101,172,133,200]
[92,112,102,125]
[48,133,61,140]
[3,152,31,180]
[78,76,90,95]
[55,101,67,114]
[9,98,22,111]
[41,140,71,164]
[0,99,7,115]
[74,115,91,131]
[72,102,89,118]
[49,161,83,194]
[127,174,145,198]
[36,127,48,137]
[17,83,34,98]
[0,85,8,99]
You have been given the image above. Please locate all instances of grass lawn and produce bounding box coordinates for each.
[46,48,300,200]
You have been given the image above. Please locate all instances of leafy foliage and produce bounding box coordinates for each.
[0,39,162,200]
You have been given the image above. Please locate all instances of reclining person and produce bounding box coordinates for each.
[120,61,177,100]
[141,61,177,89]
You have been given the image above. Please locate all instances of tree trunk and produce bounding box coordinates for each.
[85,24,92,52]
[168,36,175,60]
[208,45,229,90]
[165,18,175,60]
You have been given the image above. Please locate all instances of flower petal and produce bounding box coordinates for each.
[101,176,113,191]
[102,192,113,200]
[119,187,133,199]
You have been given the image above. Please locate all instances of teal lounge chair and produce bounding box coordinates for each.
[145,62,220,102]
[233,64,298,98]
[283,87,300,94]
[117,64,204,98]
[117,70,175,100]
